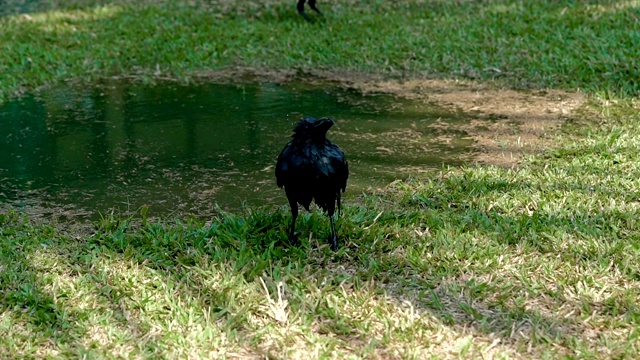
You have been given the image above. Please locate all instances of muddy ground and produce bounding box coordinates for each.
[356,77,585,168]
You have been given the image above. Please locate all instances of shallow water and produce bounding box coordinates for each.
[0,79,473,219]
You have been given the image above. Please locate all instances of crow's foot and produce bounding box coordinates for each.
[289,233,300,246]
[299,11,313,22]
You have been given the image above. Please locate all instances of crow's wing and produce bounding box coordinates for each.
[321,143,349,192]
[277,140,348,193]
[276,141,311,188]
[275,142,292,188]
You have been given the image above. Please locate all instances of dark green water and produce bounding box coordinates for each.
[0,80,472,219]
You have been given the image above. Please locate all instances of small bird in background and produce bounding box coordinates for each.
[297,0,322,22]
[276,117,349,250]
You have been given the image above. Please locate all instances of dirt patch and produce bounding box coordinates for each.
[190,67,586,168]
[362,78,585,168]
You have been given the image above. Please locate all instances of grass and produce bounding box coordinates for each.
[1,0,639,103]
[2,99,640,358]
[1,0,640,358]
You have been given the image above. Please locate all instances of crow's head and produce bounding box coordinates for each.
[292,116,335,140]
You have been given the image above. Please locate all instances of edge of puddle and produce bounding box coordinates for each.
[2,67,589,230]
[101,66,587,169]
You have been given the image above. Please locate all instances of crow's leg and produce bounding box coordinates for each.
[288,198,300,245]
[328,213,338,251]
[308,0,323,15]
[297,0,312,22]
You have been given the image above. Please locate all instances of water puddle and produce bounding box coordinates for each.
[0,79,474,220]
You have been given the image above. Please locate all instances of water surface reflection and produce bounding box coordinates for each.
[0,80,472,219]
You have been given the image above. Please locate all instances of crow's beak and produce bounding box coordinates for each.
[314,117,335,130]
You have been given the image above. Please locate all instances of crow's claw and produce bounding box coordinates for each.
[289,233,300,246]
[299,11,313,22]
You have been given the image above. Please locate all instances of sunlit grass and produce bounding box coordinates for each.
[1,99,640,358]
[1,0,640,358]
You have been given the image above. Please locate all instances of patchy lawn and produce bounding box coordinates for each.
[1,1,639,358]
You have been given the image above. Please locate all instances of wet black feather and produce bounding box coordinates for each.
[275,116,348,249]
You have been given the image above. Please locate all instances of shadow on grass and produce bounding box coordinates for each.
[332,161,638,354]
[0,206,314,356]
[3,160,637,356]
[0,217,85,348]
[0,216,164,357]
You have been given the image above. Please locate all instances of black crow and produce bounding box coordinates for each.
[297,0,322,22]
[276,116,348,250]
